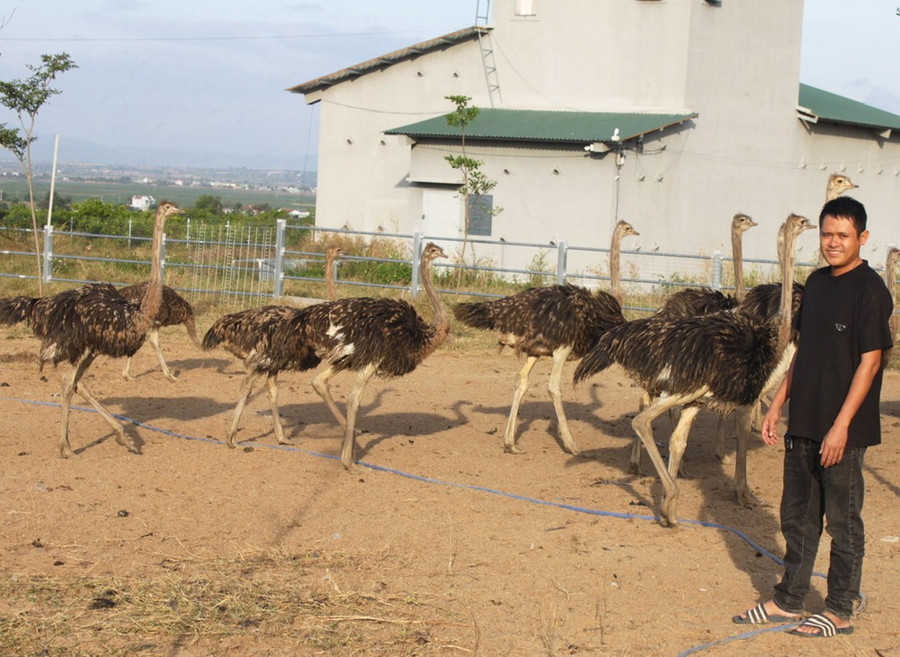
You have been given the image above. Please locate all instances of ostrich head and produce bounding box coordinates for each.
[783,213,816,247]
[614,220,640,242]
[156,200,184,221]
[422,242,448,262]
[732,213,757,235]
[826,174,858,201]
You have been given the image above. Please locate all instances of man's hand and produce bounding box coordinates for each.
[819,426,849,467]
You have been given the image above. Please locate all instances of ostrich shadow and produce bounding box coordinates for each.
[120,356,229,380]
[69,426,146,458]
[274,391,473,460]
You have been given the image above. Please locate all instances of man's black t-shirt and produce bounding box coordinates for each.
[788,261,893,447]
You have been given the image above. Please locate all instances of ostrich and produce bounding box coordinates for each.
[35,201,184,458]
[574,213,814,525]
[453,220,638,455]
[282,241,450,469]
[886,246,899,341]
[202,245,345,448]
[118,283,201,381]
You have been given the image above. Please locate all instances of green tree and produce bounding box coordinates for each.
[444,95,500,286]
[0,52,77,294]
[193,194,224,215]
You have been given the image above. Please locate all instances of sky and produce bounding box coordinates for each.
[0,0,898,172]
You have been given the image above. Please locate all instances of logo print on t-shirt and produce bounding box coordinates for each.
[835,323,847,332]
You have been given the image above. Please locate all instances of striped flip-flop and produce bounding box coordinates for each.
[732,601,800,625]
[789,613,854,638]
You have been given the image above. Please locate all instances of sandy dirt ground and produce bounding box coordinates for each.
[0,328,898,657]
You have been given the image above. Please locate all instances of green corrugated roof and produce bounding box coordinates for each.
[799,84,900,131]
[384,109,698,144]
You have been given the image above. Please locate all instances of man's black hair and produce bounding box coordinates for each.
[820,196,867,235]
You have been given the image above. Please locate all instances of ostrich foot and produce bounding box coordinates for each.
[659,492,679,527]
[735,487,759,508]
[562,443,582,457]
[504,444,525,454]
[163,372,179,383]
[114,431,138,454]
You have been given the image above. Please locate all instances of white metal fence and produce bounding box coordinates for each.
[0,219,829,314]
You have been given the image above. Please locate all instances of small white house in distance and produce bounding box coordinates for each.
[288,0,900,277]
[130,195,155,211]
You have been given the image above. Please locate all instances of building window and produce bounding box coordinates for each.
[515,0,536,16]
[467,194,493,236]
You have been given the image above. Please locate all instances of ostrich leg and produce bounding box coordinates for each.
[146,327,177,382]
[733,404,758,506]
[341,362,377,469]
[225,370,264,448]
[665,405,701,480]
[547,344,580,455]
[61,352,134,457]
[264,372,290,445]
[504,355,538,454]
[122,327,176,382]
[311,364,348,428]
[631,388,707,526]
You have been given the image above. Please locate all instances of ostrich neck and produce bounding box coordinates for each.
[777,227,797,351]
[421,256,450,352]
[732,229,745,301]
[137,213,166,334]
[889,256,899,338]
[325,252,338,301]
[609,234,623,305]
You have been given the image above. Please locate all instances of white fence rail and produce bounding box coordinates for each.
[0,220,824,314]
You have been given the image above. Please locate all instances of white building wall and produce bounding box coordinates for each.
[300,0,899,276]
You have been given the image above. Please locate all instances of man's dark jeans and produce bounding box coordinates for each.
[773,435,866,621]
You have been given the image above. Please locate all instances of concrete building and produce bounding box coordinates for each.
[289,0,900,279]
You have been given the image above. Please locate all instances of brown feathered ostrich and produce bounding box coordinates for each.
[276,242,449,469]
[886,246,899,341]
[574,213,814,525]
[118,283,201,381]
[35,201,184,457]
[453,220,638,455]
[202,245,345,447]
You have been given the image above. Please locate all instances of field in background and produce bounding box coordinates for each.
[0,178,315,212]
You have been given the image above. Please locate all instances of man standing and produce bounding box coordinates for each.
[733,196,893,638]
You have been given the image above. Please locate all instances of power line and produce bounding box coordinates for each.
[0,29,430,44]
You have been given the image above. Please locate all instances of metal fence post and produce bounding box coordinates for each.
[556,241,568,285]
[42,224,53,283]
[410,232,423,298]
[273,218,286,298]
[711,250,723,290]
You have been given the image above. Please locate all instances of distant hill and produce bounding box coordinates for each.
[2,135,312,172]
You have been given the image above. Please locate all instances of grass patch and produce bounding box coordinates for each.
[0,549,468,656]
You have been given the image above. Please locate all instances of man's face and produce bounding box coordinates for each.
[820,214,868,275]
